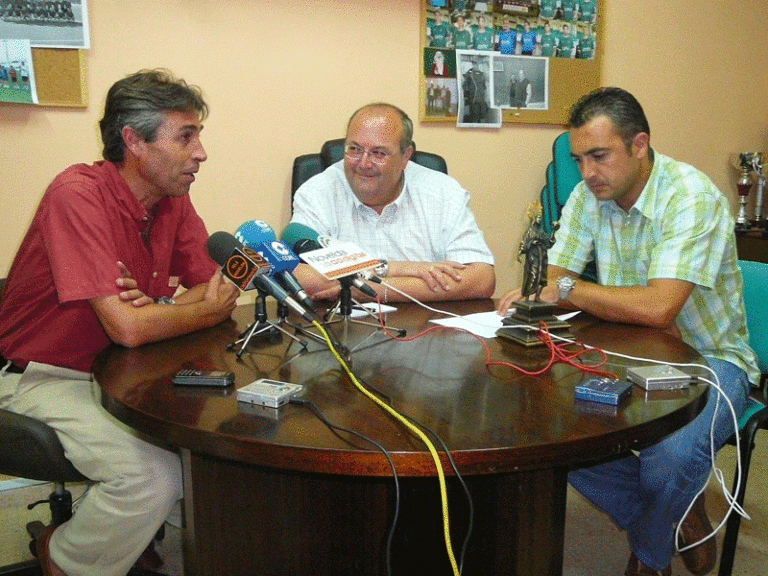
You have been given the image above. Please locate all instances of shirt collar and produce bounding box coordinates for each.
[103,160,171,222]
[601,150,659,220]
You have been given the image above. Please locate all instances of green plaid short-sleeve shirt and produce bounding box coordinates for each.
[550,152,760,384]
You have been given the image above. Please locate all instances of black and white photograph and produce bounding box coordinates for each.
[0,0,90,48]
[492,54,548,110]
[456,50,502,128]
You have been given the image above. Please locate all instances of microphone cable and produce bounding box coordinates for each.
[310,319,463,576]
[288,396,401,576]
[369,280,616,380]
[353,375,476,574]
[366,282,748,548]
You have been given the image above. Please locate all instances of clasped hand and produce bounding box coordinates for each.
[116,261,238,314]
[393,260,467,292]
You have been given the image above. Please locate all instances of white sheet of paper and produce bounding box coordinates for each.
[430,309,580,339]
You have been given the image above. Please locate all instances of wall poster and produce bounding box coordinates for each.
[421,0,603,127]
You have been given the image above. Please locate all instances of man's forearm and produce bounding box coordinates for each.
[547,266,692,329]
[374,262,495,302]
[94,297,230,348]
[294,261,494,303]
[93,273,238,348]
[173,283,208,304]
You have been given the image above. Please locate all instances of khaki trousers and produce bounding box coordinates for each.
[1,362,182,576]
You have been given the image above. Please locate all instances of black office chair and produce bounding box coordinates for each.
[0,277,166,576]
[291,138,448,195]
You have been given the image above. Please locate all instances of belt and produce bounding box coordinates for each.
[0,353,24,374]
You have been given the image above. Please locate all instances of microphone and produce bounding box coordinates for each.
[206,231,313,322]
[234,219,275,246]
[281,222,323,253]
[255,240,318,313]
[206,231,272,291]
[280,223,377,298]
[236,221,317,313]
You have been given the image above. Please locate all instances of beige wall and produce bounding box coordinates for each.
[1,0,767,297]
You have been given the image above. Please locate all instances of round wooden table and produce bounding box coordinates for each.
[94,300,707,576]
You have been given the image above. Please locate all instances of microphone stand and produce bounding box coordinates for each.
[322,277,406,350]
[228,290,307,358]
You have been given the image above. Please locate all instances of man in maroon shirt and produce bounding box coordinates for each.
[0,69,238,576]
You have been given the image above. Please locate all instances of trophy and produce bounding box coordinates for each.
[496,202,572,346]
[753,154,767,226]
[732,152,765,228]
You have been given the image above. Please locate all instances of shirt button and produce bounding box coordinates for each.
[152,272,158,278]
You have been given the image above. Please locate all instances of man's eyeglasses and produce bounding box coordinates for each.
[344,144,395,165]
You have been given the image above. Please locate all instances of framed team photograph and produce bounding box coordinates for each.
[0,0,90,48]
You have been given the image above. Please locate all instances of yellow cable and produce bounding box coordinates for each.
[312,320,460,576]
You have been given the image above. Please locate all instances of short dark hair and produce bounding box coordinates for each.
[569,87,650,146]
[346,103,414,154]
[100,69,208,164]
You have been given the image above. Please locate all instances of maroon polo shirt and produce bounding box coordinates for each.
[0,161,217,372]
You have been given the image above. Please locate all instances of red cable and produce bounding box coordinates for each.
[370,299,617,380]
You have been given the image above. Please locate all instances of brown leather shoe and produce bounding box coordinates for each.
[35,525,67,576]
[134,539,164,571]
[625,552,672,576]
[678,493,717,575]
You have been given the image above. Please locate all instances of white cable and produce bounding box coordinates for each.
[379,280,464,319]
[377,281,749,549]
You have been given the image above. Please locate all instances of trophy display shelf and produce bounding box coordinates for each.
[496,299,573,347]
[735,225,768,264]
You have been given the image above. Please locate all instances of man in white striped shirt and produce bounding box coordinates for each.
[290,103,495,303]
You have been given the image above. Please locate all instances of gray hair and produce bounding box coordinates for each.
[100,69,208,163]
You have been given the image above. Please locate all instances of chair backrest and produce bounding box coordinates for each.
[290,138,448,194]
[540,131,582,235]
[540,131,596,281]
[737,260,768,374]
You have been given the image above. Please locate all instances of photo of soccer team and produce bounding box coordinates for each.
[426,0,597,59]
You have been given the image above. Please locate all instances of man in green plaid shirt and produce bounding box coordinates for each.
[498,87,758,576]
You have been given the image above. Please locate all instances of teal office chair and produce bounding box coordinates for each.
[540,131,581,236]
[539,131,597,281]
[717,260,768,576]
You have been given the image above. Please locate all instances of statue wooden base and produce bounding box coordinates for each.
[496,299,573,347]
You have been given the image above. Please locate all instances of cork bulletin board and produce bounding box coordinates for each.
[421,0,604,126]
[31,48,87,107]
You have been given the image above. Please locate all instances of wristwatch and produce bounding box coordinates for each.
[155,296,176,305]
[374,259,389,278]
[556,276,576,301]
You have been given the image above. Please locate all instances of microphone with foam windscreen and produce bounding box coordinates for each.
[236,221,317,313]
[206,231,314,322]
[280,222,324,254]
[280,223,378,298]
[234,219,275,246]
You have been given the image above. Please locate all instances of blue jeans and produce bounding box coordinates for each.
[568,358,749,570]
